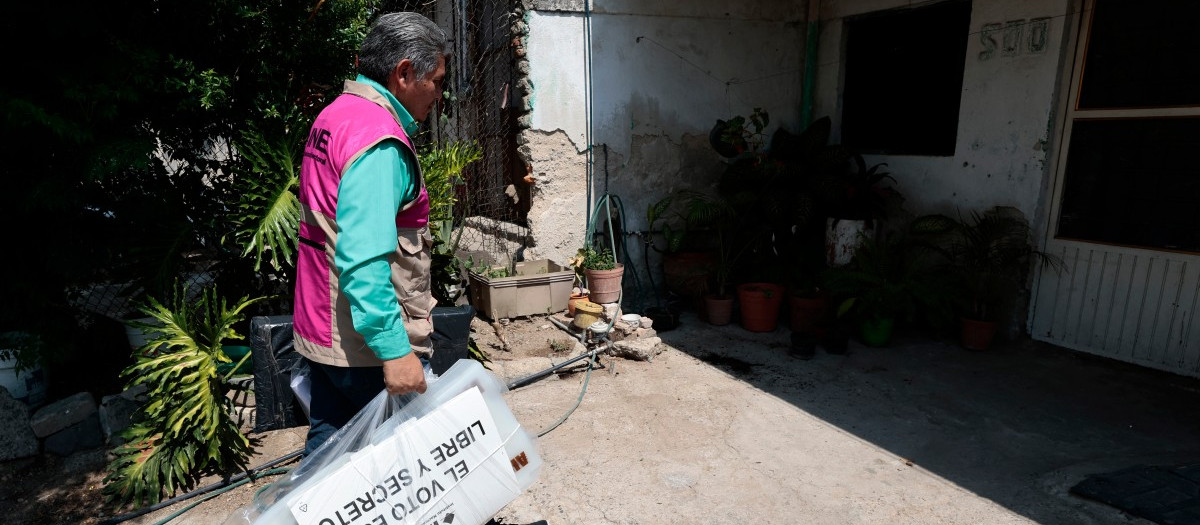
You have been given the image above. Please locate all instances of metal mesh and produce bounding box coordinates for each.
[439,0,530,267]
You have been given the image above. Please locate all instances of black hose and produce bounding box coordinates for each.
[98,449,304,525]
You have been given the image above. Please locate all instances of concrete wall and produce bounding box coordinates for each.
[813,0,1073,230]
[521,0,806,297]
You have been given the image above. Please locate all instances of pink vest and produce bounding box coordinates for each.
[293,81,436,367]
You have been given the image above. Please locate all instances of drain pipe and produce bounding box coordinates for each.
[800,0,821,127]
[548,316,585,342]
[507,341,611,390]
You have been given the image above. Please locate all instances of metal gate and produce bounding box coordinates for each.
[1030,0,1200,378]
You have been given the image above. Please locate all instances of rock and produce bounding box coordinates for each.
[44,413,103,456]
[30,392,97,438]
[610,337,664,362]
[0,388,38,460]
[99,386,146,446]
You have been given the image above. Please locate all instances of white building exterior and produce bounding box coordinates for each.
[518,0,1200,377]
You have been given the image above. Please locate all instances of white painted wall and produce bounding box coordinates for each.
[527,11,589,153]
[523,0,806,301]
[814,0,1073,228]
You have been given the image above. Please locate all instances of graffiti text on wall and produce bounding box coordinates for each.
[979,17,1050,60]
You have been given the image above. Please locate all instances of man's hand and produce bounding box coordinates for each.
[382,352,427,396]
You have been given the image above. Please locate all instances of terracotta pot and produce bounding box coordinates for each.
[585,263,624,304]
[662,251,716,302]
[789,293,829,335]
[704,294,735,326]
[567,293,589,317]
[737,282,785,332]
[960,317,998,351]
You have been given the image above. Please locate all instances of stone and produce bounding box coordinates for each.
[44,413,103,456]
[30,392,96,438]
[99,386,146,446]
[0,388,38,461]
[610,337,664,362]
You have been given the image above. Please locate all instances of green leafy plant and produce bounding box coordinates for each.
[821,223,952,330]
[420,141,483,306]
[103,283,263,507]
[227,120,308,273]
[710,107,769,158]
[580,246,616,271]
[0,332,43,374]
[466,256,512,279]
[420,140,483,227]
[914,206,1064,322]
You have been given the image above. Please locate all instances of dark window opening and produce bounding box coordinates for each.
[841,0,971,156]
[1057,118,1200,252]
[1078,1,1200,109]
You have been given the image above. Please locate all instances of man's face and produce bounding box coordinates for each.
[403,55,446,123]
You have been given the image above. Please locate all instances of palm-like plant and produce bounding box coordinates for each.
[103,283,262,507]
[420,140,482,228]
[922,206,1063,322]
[821,228,952,328]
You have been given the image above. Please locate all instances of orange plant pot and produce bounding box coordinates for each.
[737,282,785,332]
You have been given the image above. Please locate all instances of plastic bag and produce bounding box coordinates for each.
[288,359,312,420]
[226,359,542,525]
[249,316,308,432]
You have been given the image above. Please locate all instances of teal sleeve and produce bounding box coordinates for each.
[335,140,418,361]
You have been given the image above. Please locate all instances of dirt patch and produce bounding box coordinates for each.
[0,450,110,524]
[471,312,583,361]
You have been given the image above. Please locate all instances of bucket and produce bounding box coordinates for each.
[0,333,47,407]
[218,345,254,376]
[572,301,604,330]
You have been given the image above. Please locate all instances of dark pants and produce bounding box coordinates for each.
[303,358,427,456]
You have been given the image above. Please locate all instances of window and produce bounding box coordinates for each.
[841,0,971,156]
[1055,0,1200,252]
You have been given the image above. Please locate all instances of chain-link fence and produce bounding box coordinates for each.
[401,0,531,269]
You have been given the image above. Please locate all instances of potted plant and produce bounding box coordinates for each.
[646,192,718,306]
[820,153,902,267]
[0,331,49,407]
[574,245,624,305]
[737,282,786,332]
[822,223,952,347]
[918,206,1064,351]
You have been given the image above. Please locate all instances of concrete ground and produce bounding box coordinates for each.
[492,312,1200,525]
[129,311,1200,524]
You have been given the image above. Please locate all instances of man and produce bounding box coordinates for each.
[292,12,448,455]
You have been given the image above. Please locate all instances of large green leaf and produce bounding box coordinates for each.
[104,283,261,507]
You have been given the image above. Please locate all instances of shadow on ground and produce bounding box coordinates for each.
[657,313,1200,524]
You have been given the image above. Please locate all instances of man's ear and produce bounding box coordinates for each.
[390,58,415,91]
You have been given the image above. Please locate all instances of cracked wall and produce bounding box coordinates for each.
[521,0,805,300]
[815,0,1073,235]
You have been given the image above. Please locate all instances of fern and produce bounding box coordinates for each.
[103,283,262,507]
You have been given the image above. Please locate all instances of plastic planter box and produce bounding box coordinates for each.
[469,259,574,320]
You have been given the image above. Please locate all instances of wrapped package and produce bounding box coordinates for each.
[249,315,308,432]
[227,359,542,525]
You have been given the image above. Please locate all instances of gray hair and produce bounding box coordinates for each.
[358,12,450,85]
